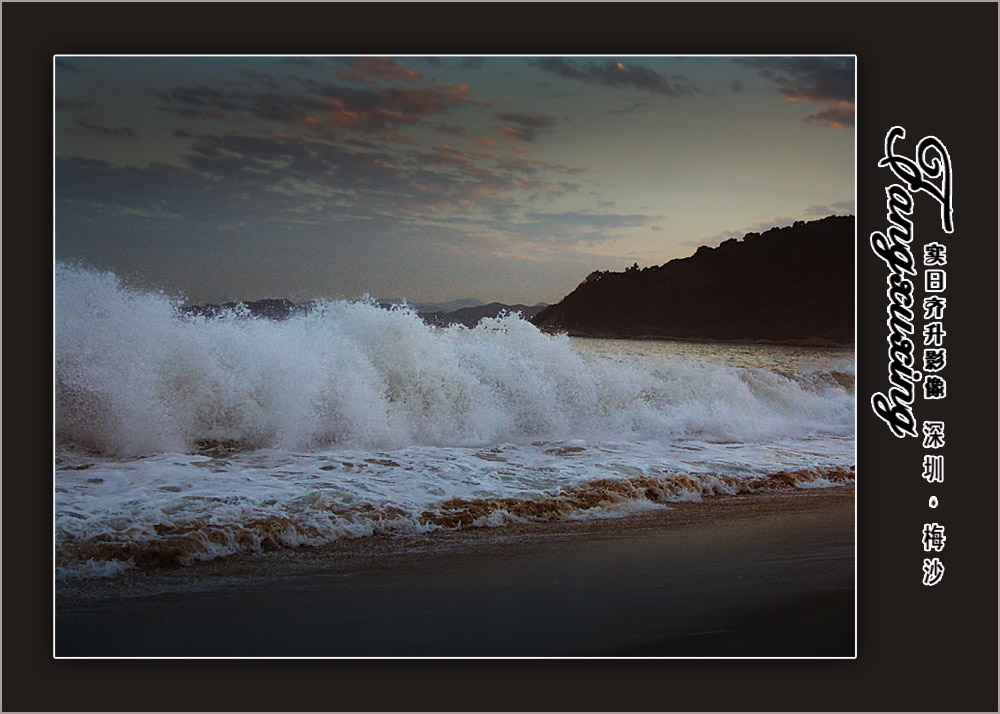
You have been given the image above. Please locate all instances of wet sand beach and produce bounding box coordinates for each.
[56,485,854,657]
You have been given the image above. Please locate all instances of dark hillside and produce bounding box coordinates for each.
[532,215,854,345]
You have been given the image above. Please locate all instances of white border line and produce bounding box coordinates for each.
[52,53,859,661]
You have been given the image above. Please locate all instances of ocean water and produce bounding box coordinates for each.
[55,263,855,580]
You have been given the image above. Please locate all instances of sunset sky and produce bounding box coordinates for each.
[55,55,854,305]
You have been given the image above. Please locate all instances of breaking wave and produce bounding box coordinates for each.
[56,263,853,456]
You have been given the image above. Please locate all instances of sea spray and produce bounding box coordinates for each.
[56,262,853,456]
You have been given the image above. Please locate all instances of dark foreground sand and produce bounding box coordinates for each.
[56,486,854,657]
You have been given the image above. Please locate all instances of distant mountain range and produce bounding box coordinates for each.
[184,297,547,328]
[412,298,487,313]
[532,215,854,346]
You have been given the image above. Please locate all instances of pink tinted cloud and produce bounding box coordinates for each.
[386,133,419,145]
[496,126,531,142]
[337,57,424,84]
[382,82,479,114]
[805,105,855,130]
[418,147,493,176]
[462,182,512,201]
[302,82,478,133]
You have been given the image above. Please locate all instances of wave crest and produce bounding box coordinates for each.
[56,264,853,456]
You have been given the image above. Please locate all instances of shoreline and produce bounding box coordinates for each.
[538,328,854,349]
[57,485,855,657]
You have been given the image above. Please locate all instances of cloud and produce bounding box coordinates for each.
[739,57,853,104]
[61,57,604,260]
[239,69,281,90]
[336,57,423,84]
[608,101,649,114]
[158,78,480,135]
[805,200,855,215]
[431,126,499,151]
[154,126,581,230]
[76,121,140,141]
[496,112,559,129]
[385,133,419,145]
[434,124,471,137]
[160,106,228,119]
[495,111,559,142]
[156,85,242,110]
[343,138,381,150]
[531,57,699,96]
[526,181,578,201]
[373,82,477,119]
[56,156,224,223]
[59,147,444,243]
[493,156,537,174]
[56,99,93,112]
[739,57,854,131]
[176,130,418,194]
[415,146,493,176]
[805,105,854,130]
[55,58,81,73]
[155,88,231,118]
[57,146,595,301]
[278,58,323,69]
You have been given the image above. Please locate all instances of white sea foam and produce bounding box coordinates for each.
[55,263,855,578]
[56,263,853,455]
